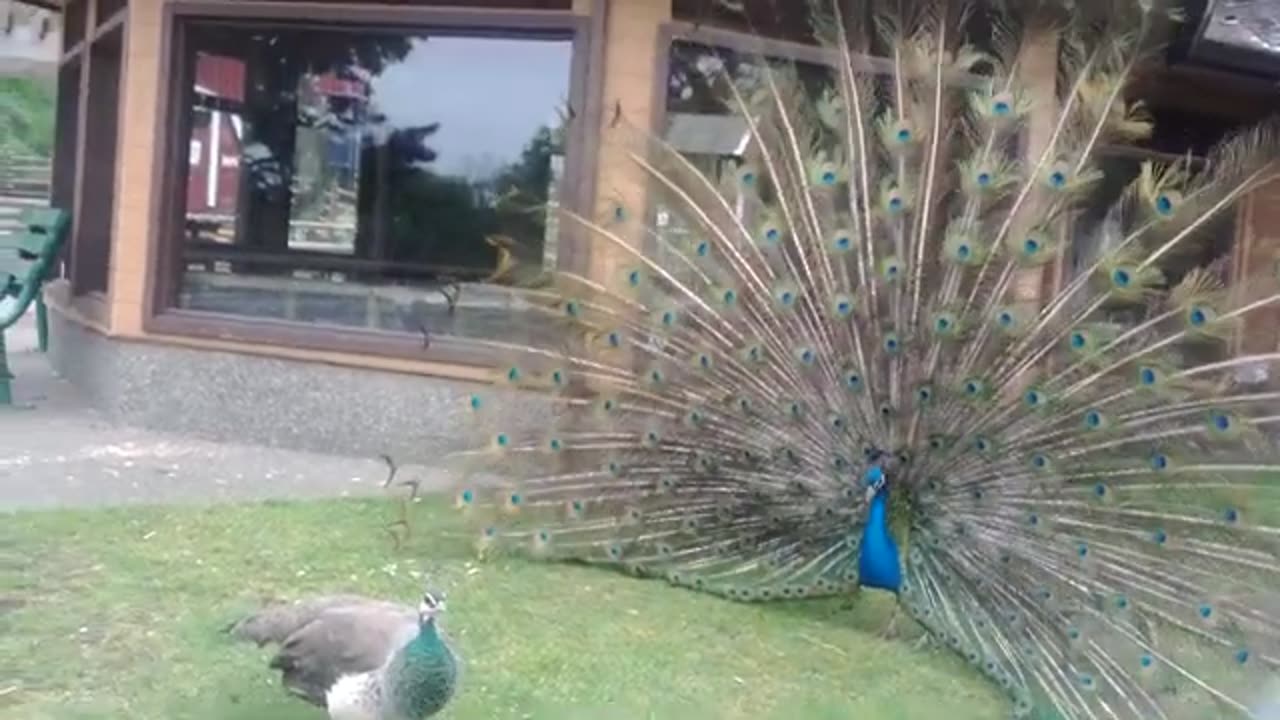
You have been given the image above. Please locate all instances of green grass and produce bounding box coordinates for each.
[0,497,1005,720]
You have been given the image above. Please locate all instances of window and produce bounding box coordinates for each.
[51,0,124,298]
[163,19,577,342]
[672,0,823,45]
[74,24,122,294]
[658,39,837,250]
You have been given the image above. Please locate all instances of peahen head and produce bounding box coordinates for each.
[417,589,446,626]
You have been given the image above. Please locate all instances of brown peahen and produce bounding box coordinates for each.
[412,0,1280,717]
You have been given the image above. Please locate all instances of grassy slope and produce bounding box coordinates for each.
[0,498,1005,720]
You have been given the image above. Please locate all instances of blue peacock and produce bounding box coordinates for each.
[416,0,1280,717]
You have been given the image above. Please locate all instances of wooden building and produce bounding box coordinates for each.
[22,0,1280,457]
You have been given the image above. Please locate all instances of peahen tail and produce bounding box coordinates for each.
[414,0,1280,716]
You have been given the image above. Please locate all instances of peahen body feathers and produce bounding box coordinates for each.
[231,590,458,719]
[427,0,1280,717]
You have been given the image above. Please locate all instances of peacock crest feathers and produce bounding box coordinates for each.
[401,0,1280,717]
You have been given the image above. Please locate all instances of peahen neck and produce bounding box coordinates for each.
[383,620,458,719]
[858,486,903,593]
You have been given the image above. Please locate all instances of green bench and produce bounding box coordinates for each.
[0,207,71,406]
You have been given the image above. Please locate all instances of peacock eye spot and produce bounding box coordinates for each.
[1140,367,1157,385]
[1085,411,1102,427]
[1151,453,1168,470]
[1155,194,1174,215]
[510,493,522,505]
[966,382,979,395]
[766,227,780,241]
[1077,543,1089,557]
[1028,513,1040,525]
[821,171,837,185]
[896,128,911,142]
[627,270,640,286]
[1153,528,1167,544]
[1031,455,1046,468]
[889,197,903,211]
[461,490,474,503]
[469,395,482,409]
[1094,483,1106,496]
[999,312,1013,326]
[696,242,709,256]
[662,311,675,325]
[496,433,509,446]
[957,244,971,259]
[993,100,1011,115]
[781,291,794,304]
[1112,269,1130,286]
[1140,654,1154,668]
[837,301,851,314]
[1236,649,1251,664]
[835,236,851,250]
[1213,413,1231,431]
[1049,171,1066,187]
[507,367,521,381]
[1023,238,1040,254]
[1224,507,1239,523]
[1189,307,1207,326]
[742,172,756,185]
[1199,604,1213,619]
[918,388,931,401]
[1070,332,1087,349]
[936,317,950,331]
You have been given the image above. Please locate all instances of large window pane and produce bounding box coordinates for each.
[659,40,836,248]
[74,25,122,295]
[172,21,574,339]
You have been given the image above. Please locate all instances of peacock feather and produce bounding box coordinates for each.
[411,0,1280,717]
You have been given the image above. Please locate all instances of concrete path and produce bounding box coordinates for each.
[0,315,448,512]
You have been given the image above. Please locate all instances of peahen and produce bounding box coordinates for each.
[422,0,1280,717]
[230,589,458,719]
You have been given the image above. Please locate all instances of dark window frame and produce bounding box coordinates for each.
[143,0,606,367]
[52,0,128,323]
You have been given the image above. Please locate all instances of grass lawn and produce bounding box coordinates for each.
[0,497,1005,720]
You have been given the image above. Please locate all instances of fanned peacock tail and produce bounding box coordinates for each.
[413,0,1280,716]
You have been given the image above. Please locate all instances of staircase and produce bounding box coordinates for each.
[0,152,51,235]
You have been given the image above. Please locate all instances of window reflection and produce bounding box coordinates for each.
[175,22,573,338]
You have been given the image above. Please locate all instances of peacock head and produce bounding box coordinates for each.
[863,449,890,504]
[418,589,447,626]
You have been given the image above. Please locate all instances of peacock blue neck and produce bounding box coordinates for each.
[858,474,903,593]
[385,620,458,718]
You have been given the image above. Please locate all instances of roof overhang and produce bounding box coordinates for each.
[1184,0,1280,77]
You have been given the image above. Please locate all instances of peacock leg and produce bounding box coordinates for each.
[878,603,902,640]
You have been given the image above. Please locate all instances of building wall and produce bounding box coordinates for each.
[44,0,1280,456]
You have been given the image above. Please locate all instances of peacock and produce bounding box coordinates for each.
[230,589,458,719]
[414,0,1280,717]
